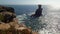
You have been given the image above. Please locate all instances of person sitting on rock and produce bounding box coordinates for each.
[31,5,42,18]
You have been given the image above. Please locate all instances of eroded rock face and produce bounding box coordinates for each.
[17,27,32,34]
[0,6,17,30]
[0,23,10,30]
[0,6,16,23]
[0,6,15,13]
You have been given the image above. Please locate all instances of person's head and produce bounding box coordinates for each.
[38,5,42,9]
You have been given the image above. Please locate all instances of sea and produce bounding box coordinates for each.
[1,5,60,34]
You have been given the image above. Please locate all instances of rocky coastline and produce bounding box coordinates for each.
[0,6,38,34]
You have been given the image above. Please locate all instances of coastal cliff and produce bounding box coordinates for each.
[0,6,38,34]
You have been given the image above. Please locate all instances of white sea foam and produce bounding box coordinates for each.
[17,10,60,34]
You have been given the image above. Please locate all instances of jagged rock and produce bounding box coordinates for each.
[16,27,32,34]
[0,6,16,23]
[0,6,15,13]
[0,6,17,30]
[0,23,10,30]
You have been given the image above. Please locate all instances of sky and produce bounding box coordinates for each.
[0,0,60,8]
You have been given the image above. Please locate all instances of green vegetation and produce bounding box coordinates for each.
[0,14,4,21]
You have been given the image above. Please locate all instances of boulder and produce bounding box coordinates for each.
[0,23,10,30]
[16,27,32,34]
[0,6,16,23]
[0,6,15,13]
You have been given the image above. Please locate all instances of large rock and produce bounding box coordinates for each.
[0,6,16,23]
[16,27,32,34]
[0,23,10,30]
[0,6,15,13]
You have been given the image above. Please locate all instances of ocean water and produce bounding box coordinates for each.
[3,5,38,15]
[2,5,60,34]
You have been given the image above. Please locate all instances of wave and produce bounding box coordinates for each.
[17,14,47,32]
[17,12,60,34]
